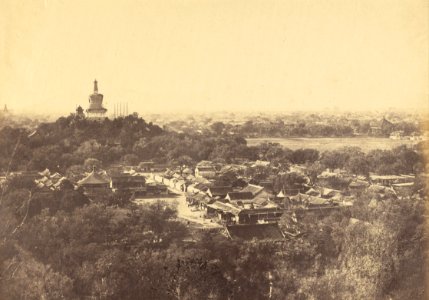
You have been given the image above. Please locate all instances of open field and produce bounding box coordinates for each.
[246,137,418,152]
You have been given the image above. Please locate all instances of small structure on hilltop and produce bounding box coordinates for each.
[0,104,10,117]
[76,105,85,118]
[86,79,107,119]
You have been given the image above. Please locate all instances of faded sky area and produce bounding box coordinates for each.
[0,0,428,115]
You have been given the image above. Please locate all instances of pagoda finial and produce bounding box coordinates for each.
[93,79,98,93]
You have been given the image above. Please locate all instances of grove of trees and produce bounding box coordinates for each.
[0,182,425,299]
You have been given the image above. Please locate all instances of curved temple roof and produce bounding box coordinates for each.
[77,170,110,186]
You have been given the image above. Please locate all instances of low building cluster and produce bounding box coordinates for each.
[6,153,417,241]
[77,168,168,200]
[34,169,70,191]
[11,167,169,202]
[147,157,419,240]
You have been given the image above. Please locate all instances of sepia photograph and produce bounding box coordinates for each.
[0,0,428,299]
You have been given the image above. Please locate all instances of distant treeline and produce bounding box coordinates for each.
[162,116,421,138]
[226,118,419,138]
[0,115,424,178]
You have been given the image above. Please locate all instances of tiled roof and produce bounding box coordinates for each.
[78,171,110,186]
[207,201,242,215]
[53,177,68,188]
[194,182,210,191]
[207,186,233,197]
[39,169,50,176]
[392,182,414,187]
[186,175,196,181]
[182,168,193,174]
[196,166,216,171]
[111,175,146,183]
[50,172,62,179]
[196,160,214,167]
[305,188,320,196]
[349,180,369,188]
[39,176,49,183]
[304,195,331,206]
[290,194,332,206]
[239,206,282,215]
[241,184,264,196]
[226,192,254,200]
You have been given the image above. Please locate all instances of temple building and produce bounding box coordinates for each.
[77,169,111,197]
[86,79,107,119]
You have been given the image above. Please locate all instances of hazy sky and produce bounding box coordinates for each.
[0,0,428,116]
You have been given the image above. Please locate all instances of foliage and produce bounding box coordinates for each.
[0,180,426,299]
[273,172,308,194]
[274,193,426,300]
[0,115,163,172]
[0,114,425,299]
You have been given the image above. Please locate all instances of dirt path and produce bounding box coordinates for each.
[174,192,222,228]
[134,185,222,229]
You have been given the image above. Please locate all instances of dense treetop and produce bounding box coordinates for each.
[0,115,424,180]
